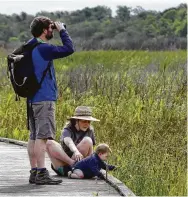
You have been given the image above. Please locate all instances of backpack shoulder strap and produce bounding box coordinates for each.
[39,61,52,86]
[30,42,52,86]
[24,42,41,52]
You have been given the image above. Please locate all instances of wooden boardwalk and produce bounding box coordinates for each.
[0,139,136,196]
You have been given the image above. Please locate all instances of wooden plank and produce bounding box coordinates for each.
[0,138,136,196]
[0,141,120,196]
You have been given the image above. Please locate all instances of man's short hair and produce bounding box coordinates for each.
[95,143,112,154]
[30,16,52,37]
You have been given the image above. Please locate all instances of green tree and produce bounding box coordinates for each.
[116,6,131,21]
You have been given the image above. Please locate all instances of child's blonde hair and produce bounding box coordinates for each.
[95,143,112,154]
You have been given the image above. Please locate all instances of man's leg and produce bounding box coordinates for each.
[27,139,38,184]
[33,101,62,185]
[77,137,93,158]
[34,139,47,168]
[27,140,37,168]
[27,105,38,184]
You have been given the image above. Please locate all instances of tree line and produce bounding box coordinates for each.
[0,3,187,51]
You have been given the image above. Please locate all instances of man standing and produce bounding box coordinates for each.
[27,16,74,185]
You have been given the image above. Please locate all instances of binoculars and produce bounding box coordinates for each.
[51,23,66,30]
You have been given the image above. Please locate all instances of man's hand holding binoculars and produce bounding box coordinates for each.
[52,22,66,32]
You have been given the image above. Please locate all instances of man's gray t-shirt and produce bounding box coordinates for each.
[60,123,96,157]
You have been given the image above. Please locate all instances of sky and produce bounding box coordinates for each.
[0,0,186,16]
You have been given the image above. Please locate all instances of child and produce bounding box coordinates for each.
[68,143,116,179]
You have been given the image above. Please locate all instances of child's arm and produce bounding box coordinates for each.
[101,161,116,171]
[90,164,105,179]
[107,164,116,171]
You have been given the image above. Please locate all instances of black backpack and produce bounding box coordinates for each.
[7,42,51,99]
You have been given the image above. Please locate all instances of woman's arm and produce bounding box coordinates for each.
[64,137,78,153]
[64,137,83,161]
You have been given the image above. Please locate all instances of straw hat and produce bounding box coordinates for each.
[69,106,100,122]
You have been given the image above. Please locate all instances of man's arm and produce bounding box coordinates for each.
[49,30,74,59]
[38,30,74,61]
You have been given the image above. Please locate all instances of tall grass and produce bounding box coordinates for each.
[0,50,186,196]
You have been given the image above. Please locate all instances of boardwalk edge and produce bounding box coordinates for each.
[0,137,136,196]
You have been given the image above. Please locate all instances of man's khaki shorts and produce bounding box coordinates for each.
[28,101,56,140]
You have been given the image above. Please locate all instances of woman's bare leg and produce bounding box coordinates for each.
[46,140,75,168]
[77,137,93,158]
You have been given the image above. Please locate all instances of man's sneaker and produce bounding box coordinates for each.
[29,169,37,184]
[35,169,62,185]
